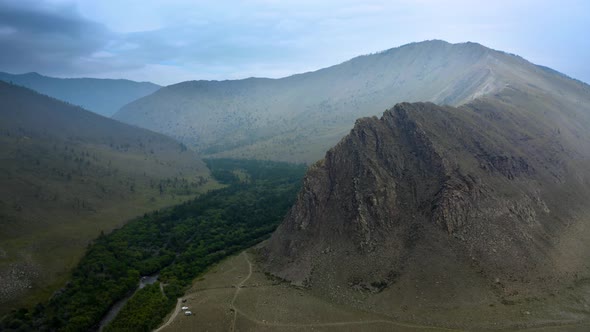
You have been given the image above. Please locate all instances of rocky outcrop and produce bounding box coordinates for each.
[264,94,590,299]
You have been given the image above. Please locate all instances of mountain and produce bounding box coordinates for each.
[113,40,585,163]
[0,72,161,117]
[0,81,213,314]
[262,75,590,327]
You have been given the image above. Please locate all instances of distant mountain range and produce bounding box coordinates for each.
[113,40,586,163]
[0,72,161,117]
[0,81,212,313]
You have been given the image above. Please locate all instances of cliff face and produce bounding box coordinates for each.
[264,89,590,299]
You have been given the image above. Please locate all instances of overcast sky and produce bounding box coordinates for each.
[0,0,588,85]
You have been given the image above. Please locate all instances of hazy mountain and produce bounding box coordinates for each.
[0,81,213,313]
[263,75,590,327]
[114,40,584,163]
[0,72,161,117]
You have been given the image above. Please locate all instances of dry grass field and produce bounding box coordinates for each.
[159,252,454,331]
[155,248,590,332]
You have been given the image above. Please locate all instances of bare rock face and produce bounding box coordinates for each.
[264,91,590,301]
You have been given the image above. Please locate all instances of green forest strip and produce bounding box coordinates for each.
[0,159,306,332]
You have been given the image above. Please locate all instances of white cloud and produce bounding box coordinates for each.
[91,51,115,58]
[0,25,16,35]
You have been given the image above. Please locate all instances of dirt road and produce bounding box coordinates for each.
[154,297,182,332]
[230,252,253,332]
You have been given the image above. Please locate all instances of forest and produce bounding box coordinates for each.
[0,159,306,332]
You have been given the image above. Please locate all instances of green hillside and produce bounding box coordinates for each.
[0,81,215,315]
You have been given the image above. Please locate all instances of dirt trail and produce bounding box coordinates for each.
[232,307,459,331]
[233,306,590,331]
[159,282,165,296]
[230,252,253,332]
[153,298,182,332]
[520,322,590,331]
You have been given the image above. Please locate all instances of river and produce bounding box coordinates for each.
[96,274,159,331]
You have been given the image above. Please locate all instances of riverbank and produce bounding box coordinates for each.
[97,274,159,331]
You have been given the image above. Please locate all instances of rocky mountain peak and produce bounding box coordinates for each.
[263,94,590,300]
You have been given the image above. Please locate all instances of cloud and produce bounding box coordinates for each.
[0,0,120,75]
[0,0,323,83]
[0,0,588,85]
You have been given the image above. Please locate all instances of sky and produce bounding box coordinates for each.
[0,0,588,86]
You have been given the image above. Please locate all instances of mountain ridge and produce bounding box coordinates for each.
[114,40,589,163]
[0,71,161,117]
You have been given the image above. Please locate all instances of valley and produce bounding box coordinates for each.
[0,159,306,331]
[0,82,214,315]
[1,26,590,332]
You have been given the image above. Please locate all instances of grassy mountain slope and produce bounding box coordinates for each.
[0,72,161,117]
[0,81,214,314]
[113,40,585,163]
